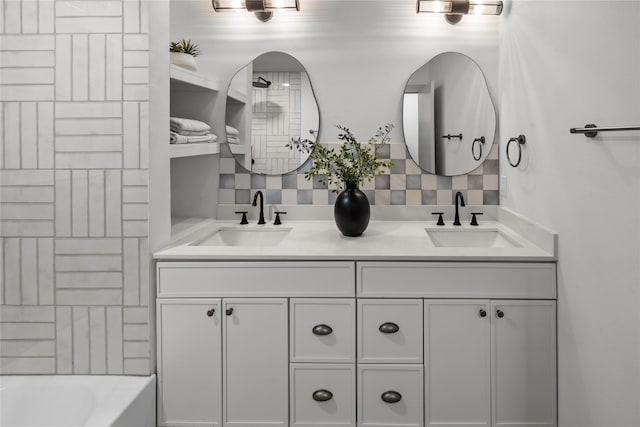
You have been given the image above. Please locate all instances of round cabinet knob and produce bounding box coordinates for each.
[496,309,504,318]
[312,389,333,402]
[226,307,234,316]
[479,309,487,318]
[312,324,333,336]
[379,322,400,334]
[381,391,402,403]
[206,309,215,317]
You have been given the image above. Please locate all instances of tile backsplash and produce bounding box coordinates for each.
[219,142,499,206]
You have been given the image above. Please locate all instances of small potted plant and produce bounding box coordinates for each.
[293,124,394,236]
[170,39,201,72]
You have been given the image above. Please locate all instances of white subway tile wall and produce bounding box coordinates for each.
[251,71,303,175]
[0,0,150,375]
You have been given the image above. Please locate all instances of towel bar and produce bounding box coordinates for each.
[569,123,640,138]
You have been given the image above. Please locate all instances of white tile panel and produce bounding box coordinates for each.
[56,17,123,33]
[89,34,107,101]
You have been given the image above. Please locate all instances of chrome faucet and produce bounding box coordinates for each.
[453,191,466,226]
[252,191,266,225]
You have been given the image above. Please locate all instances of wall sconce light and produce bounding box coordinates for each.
[212,0,300,22]
[416,0,503,25]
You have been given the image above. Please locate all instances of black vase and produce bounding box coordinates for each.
[334,181,370,237]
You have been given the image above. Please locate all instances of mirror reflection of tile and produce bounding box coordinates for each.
[251,71,302,175]
[218,143,499,206]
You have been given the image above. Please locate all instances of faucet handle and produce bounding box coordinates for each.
[432,212,445,226]
[470,212,483,226]
[235,211,248,225]
[273,211,287,225]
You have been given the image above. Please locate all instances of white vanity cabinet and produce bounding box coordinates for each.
[358,262,557,427]
[423,300,557,427]
[156,260,556,427]
[156,261,356,427]
[156,298,288,427]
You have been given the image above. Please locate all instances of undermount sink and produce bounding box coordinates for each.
[192,227,292,247]
[425,228,522,248]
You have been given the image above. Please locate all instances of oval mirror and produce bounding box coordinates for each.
[225,52,320,175]
[402,52,496,176]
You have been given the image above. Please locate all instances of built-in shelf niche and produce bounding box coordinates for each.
[169,64,222,220]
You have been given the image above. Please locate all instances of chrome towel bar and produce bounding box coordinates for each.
[569,123,640,138]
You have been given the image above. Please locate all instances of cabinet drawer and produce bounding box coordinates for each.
[290,299,356,363]
[358,364,424,427]
[290,364,356,427]
[157,261,355,297]
[358,262,556,299]
[358,299,423,363]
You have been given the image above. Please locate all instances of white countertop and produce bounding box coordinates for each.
[154,208,557,261]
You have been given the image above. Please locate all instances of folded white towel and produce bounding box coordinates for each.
[170,127,212,136]
[227,136,240,144]
[170,117,211,133]
[170,132,217,144]
[226,125,239,136]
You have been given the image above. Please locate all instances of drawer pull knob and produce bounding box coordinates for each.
[312,324,333,336]
[381,391,402,403]
[312,389,333,402]
[479,309,487,318]
[226,307,234,316]
[379,322,400,334]
[496,309,504,318]
[206,309,215,317]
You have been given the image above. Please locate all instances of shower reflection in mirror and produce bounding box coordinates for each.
[402,52,496,176]
[226,51,320,176]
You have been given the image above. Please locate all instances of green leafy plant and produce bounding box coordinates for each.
[297,124,394,193]
[286,129,317,154]
[169,39,201,57]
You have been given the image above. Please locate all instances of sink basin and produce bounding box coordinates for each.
[425,228,522,248]
[192,227,292,247]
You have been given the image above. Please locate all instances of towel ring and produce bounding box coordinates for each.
[472,136,485,161]
[506,135,526,167]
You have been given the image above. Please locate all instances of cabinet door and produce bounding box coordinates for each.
[157,299,222,427]
[223,298,288,426]
[358,299,423,363]
[290,363,356,426]
[357,364,424,427]
[491,301,557,427]
[424,300,491,427]
[290,298,356,363]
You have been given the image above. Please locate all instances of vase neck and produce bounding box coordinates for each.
[345,181,358,190]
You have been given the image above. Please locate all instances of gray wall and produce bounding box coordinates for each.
[499,1,640,425]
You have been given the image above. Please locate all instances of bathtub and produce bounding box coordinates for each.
[0,374,155,427]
